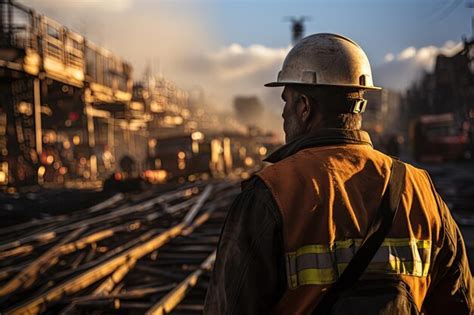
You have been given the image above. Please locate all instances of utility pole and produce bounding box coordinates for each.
[466,1,474,39]
[284,16,311,45]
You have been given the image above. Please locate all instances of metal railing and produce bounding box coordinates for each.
[0,0,37,50]
[0,0,132,93]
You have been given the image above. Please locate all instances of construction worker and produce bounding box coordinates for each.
[204,33,473,314]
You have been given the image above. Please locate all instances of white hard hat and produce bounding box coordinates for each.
[265,33,381,90]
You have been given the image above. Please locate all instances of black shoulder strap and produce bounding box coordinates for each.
[312,158,406,314]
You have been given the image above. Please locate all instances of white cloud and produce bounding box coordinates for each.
[398,47,417,60]
[395,41,461,71]
[384,53,394,62]
[182,43,288,137]
[374,41,463,91]
[207,44,290,80]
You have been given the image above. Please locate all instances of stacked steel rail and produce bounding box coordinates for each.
[0,180,238,314]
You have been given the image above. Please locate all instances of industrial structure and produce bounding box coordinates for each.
[0,0,277,190]
[402,38,474,161]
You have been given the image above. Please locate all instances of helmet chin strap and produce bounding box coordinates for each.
[347,89,366,113]
[348,98,367,114]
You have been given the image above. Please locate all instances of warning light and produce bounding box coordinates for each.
[38,166,46,176]
[69,112,80,122]
[73,136,81,145]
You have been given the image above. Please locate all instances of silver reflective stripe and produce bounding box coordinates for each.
[296,252,334,270]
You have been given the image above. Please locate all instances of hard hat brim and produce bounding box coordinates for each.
[264,81,382,90]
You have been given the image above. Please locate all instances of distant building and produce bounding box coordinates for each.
[403,39,474,124]
[400,39,474,160]
[432,39,474,119]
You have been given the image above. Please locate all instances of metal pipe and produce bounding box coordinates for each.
[5,185,214,315]
[33,78,42,156]
[145,251,216,315]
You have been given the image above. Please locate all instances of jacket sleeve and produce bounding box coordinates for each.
[424,194,473,314]
[203,177,286,315]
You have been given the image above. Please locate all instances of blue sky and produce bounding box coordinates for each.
[207,0,471,65]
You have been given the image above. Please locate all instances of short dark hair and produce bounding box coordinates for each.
[291,85,365,130]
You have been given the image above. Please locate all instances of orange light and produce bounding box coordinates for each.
[73,135,81,145]
[244,157,254,166]
[148,139,157,148]
[144,170,167,183]
[114,172,122,181]
[46,155,54,164]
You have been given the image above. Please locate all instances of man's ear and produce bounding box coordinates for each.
[298,94,312,123]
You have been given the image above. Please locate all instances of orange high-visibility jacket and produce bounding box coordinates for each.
[257,129,473,314]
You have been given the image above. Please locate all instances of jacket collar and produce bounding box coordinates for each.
[264,128,372,163]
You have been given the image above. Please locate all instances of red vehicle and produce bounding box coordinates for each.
[412,113,468,162]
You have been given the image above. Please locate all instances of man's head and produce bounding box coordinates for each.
[265,33,380,143]
[281,85,365,142]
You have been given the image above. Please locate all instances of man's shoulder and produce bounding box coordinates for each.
[370,148,433,183]
[394,158,426,173]
[239,175,278,205]
[240,175,271,192]
[257,149,315,179]
[396,159,434,187]
[235,175,283,225]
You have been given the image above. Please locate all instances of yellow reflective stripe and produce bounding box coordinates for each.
[381,238,431,249]
[336,262,349,276]
[367,262,430,277]
[297,268,337,285]
[286,238,432,289]
[293,244,331,255]
[422,261,430,276]
[291,261,431,287]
